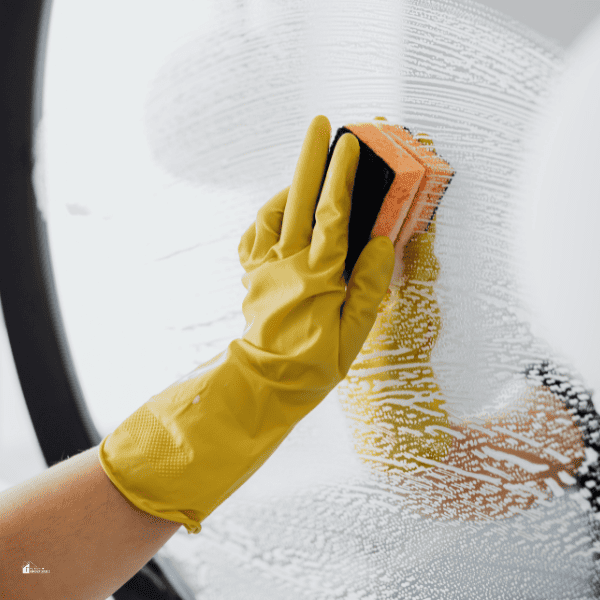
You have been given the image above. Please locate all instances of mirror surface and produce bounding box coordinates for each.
[37,0,600,597]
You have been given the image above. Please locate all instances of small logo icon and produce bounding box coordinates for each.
[22,561,50,574]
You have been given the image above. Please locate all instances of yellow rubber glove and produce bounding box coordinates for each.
[98,115,395,534]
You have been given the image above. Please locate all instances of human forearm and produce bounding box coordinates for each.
[0,446,180,600]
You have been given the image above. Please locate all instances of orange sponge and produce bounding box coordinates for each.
[314,117,454,284]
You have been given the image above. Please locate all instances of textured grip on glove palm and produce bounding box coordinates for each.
[98,115,395,534]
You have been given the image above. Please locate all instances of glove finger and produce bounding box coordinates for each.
[339,235,395,375]
[309,132,360,277]
[238,186,289,271]
[279,115,331,258]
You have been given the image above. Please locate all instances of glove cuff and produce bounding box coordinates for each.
[97,339,325,534]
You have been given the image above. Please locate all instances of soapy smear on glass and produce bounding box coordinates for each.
[42,0,600,597]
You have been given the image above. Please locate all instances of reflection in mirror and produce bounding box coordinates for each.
[39,0,600,597]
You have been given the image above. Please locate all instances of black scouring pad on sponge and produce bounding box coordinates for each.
[312,117,454,284]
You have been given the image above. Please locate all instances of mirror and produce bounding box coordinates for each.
[37,0,600,596]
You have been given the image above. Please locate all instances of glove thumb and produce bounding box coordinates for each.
[339,235,395,376]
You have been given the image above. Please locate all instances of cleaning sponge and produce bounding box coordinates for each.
[314,117,454,284]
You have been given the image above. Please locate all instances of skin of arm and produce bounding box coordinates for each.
[0,446,181,600]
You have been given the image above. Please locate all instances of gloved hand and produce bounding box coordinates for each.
[98,115,395,534]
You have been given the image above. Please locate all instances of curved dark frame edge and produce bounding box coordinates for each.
[0,3,195,599]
